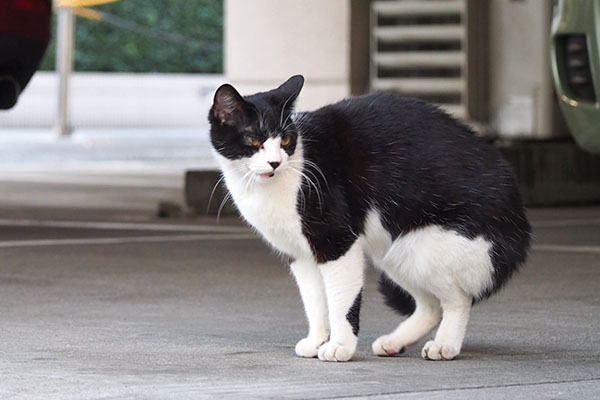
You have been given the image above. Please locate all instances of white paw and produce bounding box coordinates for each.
[317,340,356,362]
[421,340,460,361]
[295,337,326,358]
[372,334,406,356]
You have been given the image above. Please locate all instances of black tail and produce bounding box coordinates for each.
[477,207,531,301]
[378,273,416,316]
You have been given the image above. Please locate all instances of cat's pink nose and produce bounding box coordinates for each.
[269,161,280,170]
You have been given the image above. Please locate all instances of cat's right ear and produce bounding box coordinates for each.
[212,84,247,126]
[276,75,305,105]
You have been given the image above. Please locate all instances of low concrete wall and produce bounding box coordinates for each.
[499,140,600,206]
[0,72,224,129]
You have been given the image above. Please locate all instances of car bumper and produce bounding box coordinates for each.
[551,0,600,153]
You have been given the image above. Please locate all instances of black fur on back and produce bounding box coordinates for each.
[294,93,531,300]
[209,78,531,309]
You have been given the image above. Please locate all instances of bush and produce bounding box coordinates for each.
[41,0,223,73]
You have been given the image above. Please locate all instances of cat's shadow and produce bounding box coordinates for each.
[355,340,564,362]
[455,343,569,361]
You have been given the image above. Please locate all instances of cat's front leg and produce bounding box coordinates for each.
[290,259,330,358]
[317,241,364,362]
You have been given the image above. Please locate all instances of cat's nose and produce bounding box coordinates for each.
[269,161,281,170]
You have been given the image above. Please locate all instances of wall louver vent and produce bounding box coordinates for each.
[370,0,475,120]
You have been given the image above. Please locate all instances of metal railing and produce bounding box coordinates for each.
[54,0,120,136]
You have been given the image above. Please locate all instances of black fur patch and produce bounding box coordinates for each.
[295,94,530,295]
[346,290,362,336]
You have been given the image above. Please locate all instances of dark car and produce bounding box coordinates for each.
[0,0,52,109]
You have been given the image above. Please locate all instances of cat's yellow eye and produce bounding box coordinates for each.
[280,135,292,146]
[246,136,261,147]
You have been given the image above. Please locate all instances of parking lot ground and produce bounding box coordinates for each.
[0,172,599,399]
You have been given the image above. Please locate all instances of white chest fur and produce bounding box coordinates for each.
[215,149,313,260]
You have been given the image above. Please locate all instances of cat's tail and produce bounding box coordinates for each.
[378,273,416,316]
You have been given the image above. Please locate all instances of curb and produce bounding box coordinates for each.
[498,139,600,206]
[186,140,600,215]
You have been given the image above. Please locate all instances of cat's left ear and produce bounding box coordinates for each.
[276,75,305,108]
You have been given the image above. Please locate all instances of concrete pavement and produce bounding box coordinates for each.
[1,167,599,399]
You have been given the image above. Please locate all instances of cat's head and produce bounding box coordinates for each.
[208,75,304,181]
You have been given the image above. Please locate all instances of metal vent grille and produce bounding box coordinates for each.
[370,0,467,119]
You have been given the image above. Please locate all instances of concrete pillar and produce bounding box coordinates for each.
[488,0,568,139]
[224,0,369,111]
[55,6,75,136]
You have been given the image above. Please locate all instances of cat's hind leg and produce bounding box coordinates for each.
[290,259,330,358]
[422,292,472,361]
[372,287,441,356]
[317,240,364,362]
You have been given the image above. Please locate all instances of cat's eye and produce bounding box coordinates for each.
[280,135,292,146]
[246,136,261,147]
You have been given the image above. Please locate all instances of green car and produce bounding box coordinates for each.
[551,0,600,154]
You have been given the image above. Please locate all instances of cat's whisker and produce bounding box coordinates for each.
[285,166,307,213]
[216,191,232,223]
[241,170,255,193]
[288,159,328,197]
[289,165,323,212]
[297,183,306,213]
[299,166,324,197]
[281,115,294,132]
[304,174,323,211]
[280,92,297,128]
[250,105,267,131]
[207,175,226,213]
[301,159,330,192]
[247,171,260,193]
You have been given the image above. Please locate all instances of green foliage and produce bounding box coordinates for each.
[41,0,223,73]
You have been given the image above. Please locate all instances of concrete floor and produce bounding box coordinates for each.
[1,171,599,399]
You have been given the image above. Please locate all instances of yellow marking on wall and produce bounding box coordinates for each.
[73,7,103,21]
[57,0,119,8]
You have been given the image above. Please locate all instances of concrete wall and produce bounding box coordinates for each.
[224,0,369,111]
[1,0,569,140]
[225,0,566,139]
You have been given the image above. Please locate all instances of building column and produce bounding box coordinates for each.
[224,0,369,111]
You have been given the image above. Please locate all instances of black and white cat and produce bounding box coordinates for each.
[208,75,530,362]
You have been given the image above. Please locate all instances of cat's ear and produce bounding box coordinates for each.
[212,84,248,126]
[276,75,305,107]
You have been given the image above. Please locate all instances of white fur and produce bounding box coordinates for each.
[215,138,312,259]
[363,209,494,298]
[290,259,329,358]
[317,240,364,362]
[217,138,363,362]
[363,208,493,360]
[218,141,495,362]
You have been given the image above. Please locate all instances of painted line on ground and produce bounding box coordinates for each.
[532,244,600,254]
[0,218,247,233]
[3,219,597,253]
[0,233,257,248]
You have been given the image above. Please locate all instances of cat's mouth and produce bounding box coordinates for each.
[259,172,275,179]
